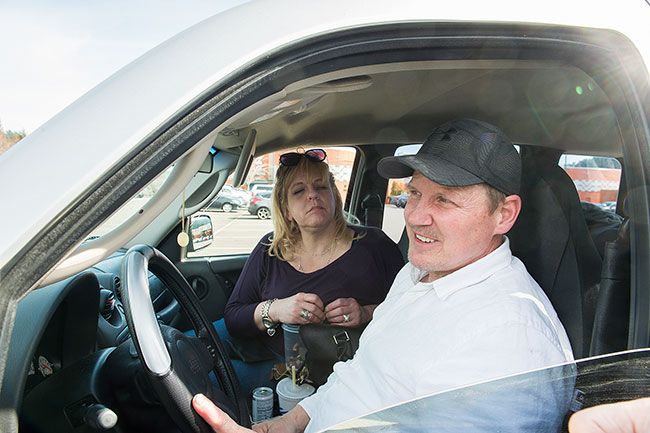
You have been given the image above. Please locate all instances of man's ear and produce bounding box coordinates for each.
[494,195,522,235]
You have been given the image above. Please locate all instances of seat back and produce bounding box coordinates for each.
[589,218,630,355]
[397,227,409,263]
[360,193,384,228]
[509,147,602,359]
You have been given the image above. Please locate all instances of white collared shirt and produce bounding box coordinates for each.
[299,237,573,433]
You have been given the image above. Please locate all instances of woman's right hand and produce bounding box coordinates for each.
[270,292,325,324]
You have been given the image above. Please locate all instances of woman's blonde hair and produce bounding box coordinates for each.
[267,157,353,261]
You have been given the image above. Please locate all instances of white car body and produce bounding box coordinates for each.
[1,1,649,432]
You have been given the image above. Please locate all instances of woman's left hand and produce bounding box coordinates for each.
[324,298,368,327]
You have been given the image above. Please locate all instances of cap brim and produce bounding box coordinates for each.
[377,154,484,187]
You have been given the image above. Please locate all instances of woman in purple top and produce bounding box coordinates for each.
[226,225,403,354]
[225,149,403,353]
[219,149,403,394]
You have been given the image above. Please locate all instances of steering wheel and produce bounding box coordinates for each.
[121,245,251,432]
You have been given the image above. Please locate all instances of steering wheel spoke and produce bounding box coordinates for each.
[121,245,251,432]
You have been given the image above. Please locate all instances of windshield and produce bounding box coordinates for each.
[87,166,174,238]
[325,349,650,433]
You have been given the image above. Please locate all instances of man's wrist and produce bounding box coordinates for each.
[284,404,310,433]
[360,304,376,323]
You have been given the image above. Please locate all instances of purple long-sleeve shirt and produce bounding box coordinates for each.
[224,226,405,354]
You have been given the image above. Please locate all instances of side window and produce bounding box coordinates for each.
[381,148,624,243]
[188,147,357,257]
[382,144,421,242]
[558,154,622,211]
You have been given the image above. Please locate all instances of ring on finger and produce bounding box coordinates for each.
[300,309,311,320]
[343,313,350,322]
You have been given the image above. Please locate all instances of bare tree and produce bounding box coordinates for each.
[0,120,27,155]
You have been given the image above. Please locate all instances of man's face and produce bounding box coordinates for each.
[404,172,504,282]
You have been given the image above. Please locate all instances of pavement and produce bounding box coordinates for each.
[190,205,405,257]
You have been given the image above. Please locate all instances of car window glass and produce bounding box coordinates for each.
[188,147,357,257]
[558,154,622,211]
[325,349,650,433]
[88,166,174,239]
[382,144,420,242]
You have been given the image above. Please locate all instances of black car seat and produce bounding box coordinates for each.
[589,213,631,355]
[360,193,384,228]
[509,146,602,359]
[397,228,409,263]
[580,201,624,259]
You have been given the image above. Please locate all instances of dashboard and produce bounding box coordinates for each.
[4,248,181,432]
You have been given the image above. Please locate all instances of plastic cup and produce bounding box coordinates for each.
[276,377,315,414]
[282,324,306,372]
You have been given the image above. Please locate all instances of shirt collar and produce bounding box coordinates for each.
[410,236,512,299]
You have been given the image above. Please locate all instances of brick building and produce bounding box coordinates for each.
[240,151,621,205]
[564,167,621,203]
[385,166,621,205]
[245,148,357,197]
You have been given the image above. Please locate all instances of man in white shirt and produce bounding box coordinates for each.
[192,118,574,433]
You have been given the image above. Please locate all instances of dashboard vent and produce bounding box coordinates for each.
[113,276,122,301]
[100,290,117,320]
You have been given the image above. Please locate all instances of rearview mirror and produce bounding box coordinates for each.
[187,214,213,252]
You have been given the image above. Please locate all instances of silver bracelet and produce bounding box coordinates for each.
[261,298,279,336]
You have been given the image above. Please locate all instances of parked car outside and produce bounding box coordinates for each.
[205,189,246,212]
[599,201,617,212]
[250,183,274,196]
[395,193,409,208]
[248,191,272,219]
[388,192,408,206]
[221,185,251,207]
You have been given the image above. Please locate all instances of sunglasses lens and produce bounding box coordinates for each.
[279,149,327,166]
[305,149,326,161]
[280,153,302,166]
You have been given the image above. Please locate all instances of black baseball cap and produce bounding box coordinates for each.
[377,118,521,196]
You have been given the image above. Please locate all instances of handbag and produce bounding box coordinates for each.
[299,323,366,386]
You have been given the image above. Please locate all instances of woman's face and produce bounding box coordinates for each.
[285,171,336,232]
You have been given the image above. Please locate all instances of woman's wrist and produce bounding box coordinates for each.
[268,298,280,323]
[259,298,279,335]
[253,298,278,336]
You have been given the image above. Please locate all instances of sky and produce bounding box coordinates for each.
[2,0,647,134]
[0,0,249,133]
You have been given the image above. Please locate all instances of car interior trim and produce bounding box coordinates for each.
[43,141,212,286]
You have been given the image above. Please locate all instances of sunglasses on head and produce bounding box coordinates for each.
[279,149,327,166]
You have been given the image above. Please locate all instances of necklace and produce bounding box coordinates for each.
[297,238,337,272]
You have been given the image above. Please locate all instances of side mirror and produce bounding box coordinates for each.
[187,214,213,252]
